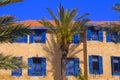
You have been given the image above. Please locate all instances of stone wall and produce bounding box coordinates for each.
[87,31,120,80]
[0,34,83,80]
[0,31,120,80]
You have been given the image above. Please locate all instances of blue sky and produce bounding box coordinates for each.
[0,0,120,21]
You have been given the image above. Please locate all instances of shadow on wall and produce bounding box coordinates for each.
[43,34,83,80]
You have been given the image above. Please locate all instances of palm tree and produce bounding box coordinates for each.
[0,0,30,69]
[0,15,30,42]
[39,4,90,80]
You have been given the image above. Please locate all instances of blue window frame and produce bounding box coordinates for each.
[28,57,46,76]
[111,56,120,76]
[89,55,103,74]
[12,35,28,43]
[87,27,103,41]
[66,58,80,76]
[11,57,22,76]
[30,29,46,43]
[106,31,120,42]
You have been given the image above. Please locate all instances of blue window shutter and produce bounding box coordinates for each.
[87,28,92,40]
[41,30,46,43]
[40,58,46,76]
[106,30,111,42]
[111,56,114,75]
[89,55,93,74]
[73,33,80,43]
[66,59,70,75]
[11,57,22,76]
[117,32,120,42]
[66,59,75,76]
[12,35,27,43]
[111,33,116,41]
[99,56,103,74]
[30,34,34,43]
[23,35,28,43]
[28,58,33,76]
[11,69,22,76]
[98,29,103,41]
[74,58,80,75]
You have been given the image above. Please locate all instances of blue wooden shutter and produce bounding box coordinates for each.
[73,33,80,43]
[30,34,34,43]
[98,29,103,41]
[99,56,103,74]
[74,58,80,75]
[111,57,120,75]
[111,56,114,75]
[23,35,28,43]
[41,30,46,43]
[106,30,111,42]
[66,59,70,75]
[66,59,74,76]
[40,58,46,76]
[89,55,93,74]
[11,57,22,76]
[28,58,33,76]
[111,33,116,42]
[87,28,92,40]
[117,32,120,42]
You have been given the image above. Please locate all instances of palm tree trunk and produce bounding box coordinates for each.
[60,44,69,80]
[83,31,88,77]
[61,57,67,80]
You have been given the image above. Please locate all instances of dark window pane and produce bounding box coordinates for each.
[33,57,41,63]
[12,36,26,42]
[32,57,41,74]
[113,58,119,63]
[33,30,42,43]
[93,62,99,73]
[114,63,119,72]
[113,57,119,72]
[92,56,98,62]
[92,31,99,40]
[91,28,99,40]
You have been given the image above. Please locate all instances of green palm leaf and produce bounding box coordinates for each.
[0,0,22,6]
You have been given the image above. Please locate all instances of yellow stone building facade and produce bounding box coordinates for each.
[0,20,120,80]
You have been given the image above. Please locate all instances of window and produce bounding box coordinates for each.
[12,35,28,43]
[11,57,22,76]
[106,32,120,42]
[28,57,46,76]
[89,55,103,74]
[66,58,80,76]
[111,56,120,75]
[87,27,103,41]
[72,33,80,43]
[30,29,46,43]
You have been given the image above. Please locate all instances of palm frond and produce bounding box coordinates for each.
[47,8,60,26]
[39,19,56,34]
[0,54,25,69]
[0,0,22,6]
[0,24,31,42]
[40,3,90,44]
[0,15,16,25]
[113,3,120,12]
